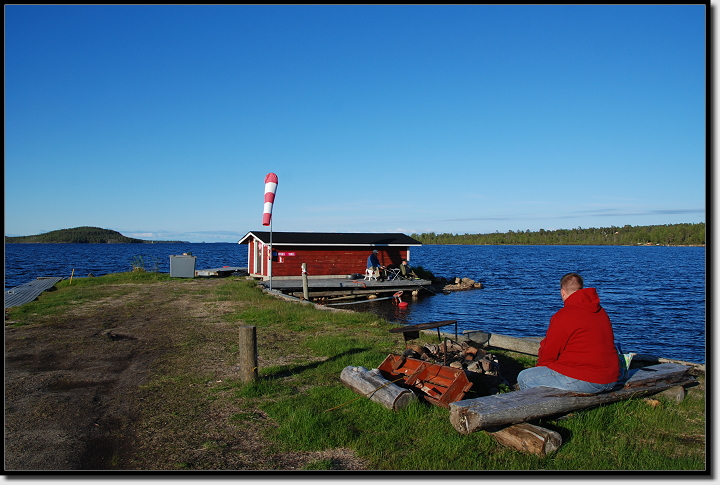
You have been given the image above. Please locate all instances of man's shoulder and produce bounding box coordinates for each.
[554,304,610,326]
[553,305,585,321]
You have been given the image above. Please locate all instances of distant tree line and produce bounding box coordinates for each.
[411,223,705,246]
[5,226,188,244]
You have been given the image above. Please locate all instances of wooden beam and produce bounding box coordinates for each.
[449,363,695,434]
[632,354,705,372]
[464,330,541,356]
[289,288,409,298]
[463,332,705,373]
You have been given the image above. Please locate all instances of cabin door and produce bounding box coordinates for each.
[254,240,262,276]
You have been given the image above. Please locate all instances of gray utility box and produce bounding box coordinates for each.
[170,255,197,278]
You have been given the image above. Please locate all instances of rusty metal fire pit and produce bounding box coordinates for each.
[377,353,473,408]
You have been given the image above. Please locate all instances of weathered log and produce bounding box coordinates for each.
[655,385,686,403]
[464,330,541,356]
[340,366,417,411]
[632,354,705,372]
[486,422,562,456]
[462,332,705,375]
[450,363,695,434]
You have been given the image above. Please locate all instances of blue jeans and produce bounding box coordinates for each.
[517,366,616,393]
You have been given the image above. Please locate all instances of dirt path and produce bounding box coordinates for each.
[4,279,366,471]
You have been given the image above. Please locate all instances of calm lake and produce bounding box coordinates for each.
[4,243,706,364]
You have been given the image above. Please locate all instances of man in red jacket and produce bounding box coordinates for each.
[517,273,620,393]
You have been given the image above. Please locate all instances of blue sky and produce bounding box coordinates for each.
[5,5,706,243]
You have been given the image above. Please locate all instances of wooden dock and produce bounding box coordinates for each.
[194,266,248,277]
[260,277,432,300]
[5,277,64,309]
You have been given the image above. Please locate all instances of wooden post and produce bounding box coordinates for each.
[238,326,258,383]
[302,263,309,300]
[69,268,75,285]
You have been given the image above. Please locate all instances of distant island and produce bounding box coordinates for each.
[411,222,705,246]
[4,226,190,244]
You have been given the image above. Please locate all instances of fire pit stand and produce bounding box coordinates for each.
[389,319,458,343]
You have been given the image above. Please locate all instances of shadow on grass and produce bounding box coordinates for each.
[261,347,372,380]
[536,416,573,447]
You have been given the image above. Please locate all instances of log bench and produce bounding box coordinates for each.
[449,362,696,435]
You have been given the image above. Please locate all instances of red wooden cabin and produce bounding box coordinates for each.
[238,232,423,280]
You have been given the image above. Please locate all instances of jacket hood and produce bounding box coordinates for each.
[564,287,602,313]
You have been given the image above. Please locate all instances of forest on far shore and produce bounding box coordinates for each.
[411,223,705,246]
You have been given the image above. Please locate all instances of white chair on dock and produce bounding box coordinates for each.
[386,268,401,281]
[364,268,378,281]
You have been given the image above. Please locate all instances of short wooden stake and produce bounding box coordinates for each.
[238,326,258,383]
[69,268,75,284]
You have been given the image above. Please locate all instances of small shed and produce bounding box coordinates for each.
[238,232,423,280]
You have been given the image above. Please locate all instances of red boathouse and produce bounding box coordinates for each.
[238,232,423,280]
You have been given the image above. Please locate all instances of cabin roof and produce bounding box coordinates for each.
[238,231,422,247]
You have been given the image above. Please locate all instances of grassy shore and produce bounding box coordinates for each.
[4,272,706,472]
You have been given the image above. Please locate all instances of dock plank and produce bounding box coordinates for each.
[5,277,64,309]
[259,277,432,300]
[261,277,431,290]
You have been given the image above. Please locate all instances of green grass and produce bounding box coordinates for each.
[6,273,706,471]
[5,272,175,325]
[211,281,704,470]
[254,369,705,470]
[217,283,704,471]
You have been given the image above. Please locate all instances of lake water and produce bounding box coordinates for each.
[4,243,706,364]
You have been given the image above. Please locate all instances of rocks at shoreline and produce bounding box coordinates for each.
[431,276,484,293]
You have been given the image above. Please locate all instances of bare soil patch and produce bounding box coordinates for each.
[5,278,368,471]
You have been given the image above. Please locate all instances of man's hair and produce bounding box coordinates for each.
[560,273,584,293]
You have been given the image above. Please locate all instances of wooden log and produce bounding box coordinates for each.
[340,366,418,411]
[450,363,695,434]
[632,354,705,372]
[238,326,258,383]
[486,422,562,456]
[464,330,541,356]
[655,385,686,403]
[462,332,706,373]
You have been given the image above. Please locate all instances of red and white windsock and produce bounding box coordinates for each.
[262,173,279,226]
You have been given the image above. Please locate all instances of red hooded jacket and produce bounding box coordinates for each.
[537,287,619,384]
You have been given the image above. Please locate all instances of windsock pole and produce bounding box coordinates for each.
[268,219,273,291]
[263,173,279,291]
